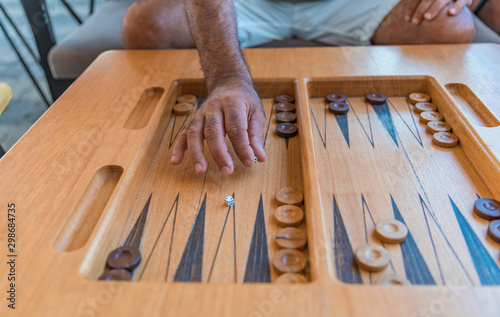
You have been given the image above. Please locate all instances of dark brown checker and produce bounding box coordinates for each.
[275,94,295,103]
[474,198,500,220]
[98,269,132,281]
[275,102,296,113]
[326,93,347,103]
[276,123,298,138]
[365,93,387,105]
[328,101,350,115]
[275,111,297,123]
[107,246,142,271]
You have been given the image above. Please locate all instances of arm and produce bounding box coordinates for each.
[171,0,266,175]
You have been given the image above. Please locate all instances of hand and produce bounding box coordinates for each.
[171,81,266,175]
[405,0,472,25]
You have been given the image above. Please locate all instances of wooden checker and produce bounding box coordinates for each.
[1,46,500,317]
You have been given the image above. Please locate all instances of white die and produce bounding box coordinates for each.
[224,196,235,207]
[254,156,258,164]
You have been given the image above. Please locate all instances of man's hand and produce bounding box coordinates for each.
[405,0,472,25]
[171,80,266,175]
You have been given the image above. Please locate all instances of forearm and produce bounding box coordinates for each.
[184,0,252,91]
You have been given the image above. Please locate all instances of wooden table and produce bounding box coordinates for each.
[1,44,499,316]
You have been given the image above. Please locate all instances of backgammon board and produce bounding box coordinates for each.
[1,44,500,316]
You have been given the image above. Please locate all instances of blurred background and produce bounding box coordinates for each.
[0,0,105,152]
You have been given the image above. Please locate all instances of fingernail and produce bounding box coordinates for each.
[170,155,175,164]
[424,12,431,20]
[405,15,410,22]
[449,8,456,14]
[412,17,419,24]
[195,163,203,173]
[222,166,231,175]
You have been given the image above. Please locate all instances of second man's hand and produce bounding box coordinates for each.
[171,80,266,175]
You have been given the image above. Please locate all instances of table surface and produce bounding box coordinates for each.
[0,44,500,316]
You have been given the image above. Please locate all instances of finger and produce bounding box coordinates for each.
[405,0,421,22]
[171,127,188,165]
[411,0,434,24]
[423,0,451,20]
[248,106,266,162]
[448,0,468,15]
[204,111,234,175]
[186,116,208,174]
[224,105,255,168]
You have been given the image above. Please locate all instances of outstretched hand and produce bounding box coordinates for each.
[171,81,266,175]
[405,0,471,25]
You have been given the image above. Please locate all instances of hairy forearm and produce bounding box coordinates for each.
[184,0,252,91]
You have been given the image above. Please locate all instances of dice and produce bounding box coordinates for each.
[254,156,258,164]
[224,196,235,207]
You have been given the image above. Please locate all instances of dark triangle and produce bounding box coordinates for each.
[450,196,500,285]
[244,194,271,283]
[285,137,289,149]
[333,195,363,284]
[125,193,152,248]
[173,193,207,282]
[372,103,398,147]
[391,196,435,284]
[334,114,350,148]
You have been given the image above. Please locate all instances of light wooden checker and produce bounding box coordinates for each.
[1,46,500,317]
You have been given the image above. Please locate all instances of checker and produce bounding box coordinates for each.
[366,92,387,105]
[276,123,298,138]
[106,246,142,271]
[326,93,347,103]
[487,220,500,244]
[473,198,500,220]
[275,102,296,113]
[414,102,437,113]
[275,273,308,284]
[420,111,443,124]
[354,244,390,272]
[275,111,297,124]
[173,102,194,115]
[376,274,410,286]
[426,121,451,134]
[328,101,350,115]
[276,187,303,206]
[432,132,459,148]
[275,94,295,103]
[98,269,132,281]
[274,205,304,227]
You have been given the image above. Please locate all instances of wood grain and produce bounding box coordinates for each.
[0,45,499,316]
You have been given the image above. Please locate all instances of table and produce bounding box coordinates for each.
[0,45,499,316]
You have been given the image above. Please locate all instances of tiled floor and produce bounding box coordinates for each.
[0,0,105,152]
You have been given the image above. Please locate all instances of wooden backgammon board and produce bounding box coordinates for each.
[1,45,500,316]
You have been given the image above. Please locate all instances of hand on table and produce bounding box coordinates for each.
[405,0,472,25]
[171,81,266,175]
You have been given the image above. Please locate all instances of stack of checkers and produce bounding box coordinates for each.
[473,198,500,246]
[408,92,459,148]
[173,94,198,115]
[98,245,142,281]
[354,219,411,285]
[272,187,309,284]
[274,94,299,138]
[326,93,349,115]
